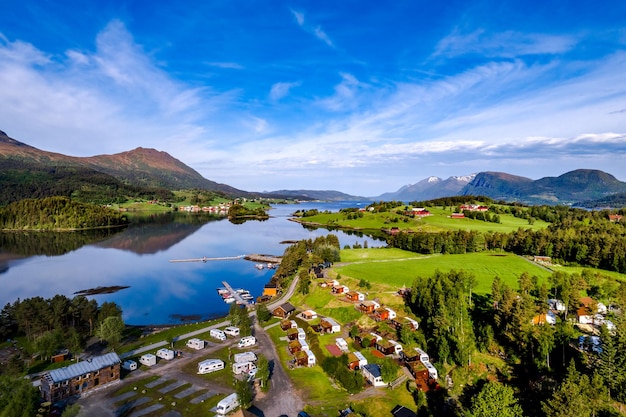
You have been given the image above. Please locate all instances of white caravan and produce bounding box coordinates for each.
[210,328,227,341]
[186,338,205,350]
[197,359,225,374]
[233,352,257,364]
[237,336,256,348]
[122,360,137,371]
[232,361,256,375]
[156,348,175,360]
[216,393,239,415]
[223,326,240,336]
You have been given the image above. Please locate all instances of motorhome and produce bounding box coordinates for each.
[197,359,225,374]
[186,338,205,350]
[216,393,239,415]
[232,361,256,375]
[139,354,156,367]
[210,328,227,341]
[415,348,429,363]
[223,326,240,336]
[233,352,257,364]
[238,336,256,348]
[122,360,137,371]
[156,348,175,360]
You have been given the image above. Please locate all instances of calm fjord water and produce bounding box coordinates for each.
[0,202,382,325]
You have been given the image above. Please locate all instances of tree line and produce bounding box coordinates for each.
[0,162,175,206]
[0,196,128,230]
[389,205,626,273]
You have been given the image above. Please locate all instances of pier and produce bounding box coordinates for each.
[221,281,250,306]
[169,255,244,263]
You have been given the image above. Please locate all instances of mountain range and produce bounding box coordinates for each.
[1,129,626,207]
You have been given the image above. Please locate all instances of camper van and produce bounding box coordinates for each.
[237,336,256,348]
[423,360,438,380]
[415,348,429,363]
[122,360,137,371]
[210,328,227,341]
[233,352,257,364]
[223,326,240,336]
[186,338,205,350]
[216,393,239,415]
[197,359,225,374]
[139,353,157,367]
[232,361,256,375]
[156,348,175,360]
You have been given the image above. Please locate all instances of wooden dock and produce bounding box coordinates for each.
[169,255,244,263]
[221,281,250,306]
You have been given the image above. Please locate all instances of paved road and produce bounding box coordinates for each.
[77,276,304,416]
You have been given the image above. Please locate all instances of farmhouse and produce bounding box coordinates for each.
[354,333,377,348]
[273,302,296,318]
[288,340,303,354]
[320,318,341,334]
[286,328,300,341]
[332,285,349,294]
[450,213,465,219]
[40,352,121,403]
[262,283,278,297]
[532,311,557,325]
[358,300,380,314]
[301,310,318,320]
[347,351,368,370]
[345,291,365,302]
[374,307,396,321]
[280,319,297,331]
[362,363,386,387]
[391,317,419,331]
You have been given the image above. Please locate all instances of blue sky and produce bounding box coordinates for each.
[1,1,625,196]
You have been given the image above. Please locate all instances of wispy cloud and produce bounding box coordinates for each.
[434,29,577,58]
[206,62,244,69]
[269,81,301,101]
[290,9,334,48]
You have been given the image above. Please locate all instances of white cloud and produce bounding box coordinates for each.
[313,26,334,48]
[434,29,577,58]
[269,81,301,101]
[206,61,244,69]
[291,9,305,27]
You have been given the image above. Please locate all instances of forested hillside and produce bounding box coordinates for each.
[0,197,128,230]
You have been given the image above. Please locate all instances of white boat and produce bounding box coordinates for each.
[255,264,264,270]
[223,297,236,304]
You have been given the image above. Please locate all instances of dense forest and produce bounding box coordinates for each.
[0,196,128,230]
[389,205,626,273]
[0,161,175,205]
[404,269,626,416]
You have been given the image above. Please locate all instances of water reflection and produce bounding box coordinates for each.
[0,202,384,324]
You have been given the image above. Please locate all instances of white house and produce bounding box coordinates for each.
[362,363,386,387]
[156,348,175,360]
[186,338,205,350]
[335,338,349,352]
[139,353,157,367]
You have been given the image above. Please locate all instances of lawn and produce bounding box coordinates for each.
[294,205,550,234]
[335,251,554,294]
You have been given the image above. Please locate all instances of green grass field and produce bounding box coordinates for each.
[336,249,553,294]
[296,205,550,234]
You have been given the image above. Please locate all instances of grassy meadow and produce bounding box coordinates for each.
[295,204,550,233]
[335,249,553,294]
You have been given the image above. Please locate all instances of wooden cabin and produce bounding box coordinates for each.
[272,302,296,318]
[288,340,302,354]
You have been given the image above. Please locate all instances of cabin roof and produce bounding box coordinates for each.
[46,352,120,383]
